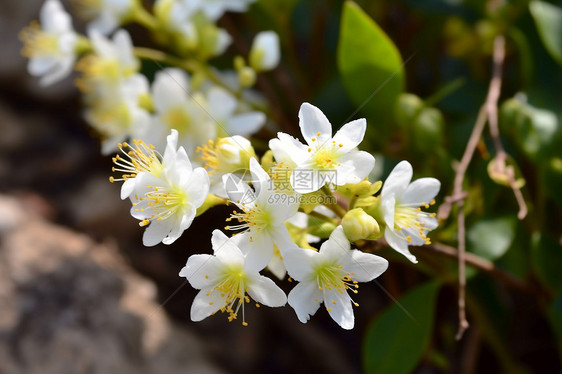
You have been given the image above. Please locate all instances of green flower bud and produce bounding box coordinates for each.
[413,107,444,152]
[394,93,424,128]
[238,66,257,88]
[342,208,380,242]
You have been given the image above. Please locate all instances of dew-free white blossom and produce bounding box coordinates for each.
[85,73,151,154]
[76,29,139,96]
[147,68,216,154]
[197,135,256,197]
[179,229,286,324]
[206,87,266,137]
[285,226,388,329]
[269,103,375,193]
[20,0,78,86]
[379,161,440,263]
[223,158,299,270]
[249,31,280,72]
[76,0,135,35]
[129,130,210,246]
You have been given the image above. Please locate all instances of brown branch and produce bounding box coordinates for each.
[425,243,538,297]
[485,37,528,220]
[437,35,510,341]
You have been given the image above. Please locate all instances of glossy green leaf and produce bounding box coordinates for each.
[337,1,405,126]
[363,282,440,374]
[467,216,517,261]
[530,1,562,66]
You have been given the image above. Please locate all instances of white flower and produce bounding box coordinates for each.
[85,73,151,154]
[285,226,388,329]
[129,130,210,246]
[380,161,440,263]
[75,0,134,35]
[269,103,375,193]
[206,86,266,137]
[194,0,257,21]
[20,0,77,86]
[249,31,280,72]
[154,0,198,45]
[110,127,178,199]
[76,29,139,95]
[148,68,216,155]
[179,229,287,325]
[197,135,256,197]
[223,158,299,269]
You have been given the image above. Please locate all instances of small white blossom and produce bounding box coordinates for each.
[269,103,375,193]
[206,87,266,137]
[285,226,388,329]
[179,229,287,324]
[148,68,216,155]
[20,0,78,86]
[129,130,210,246]
[224,158,299,270]
[75,0,135,35]
[249,31,280,72]
[380,161,440,263]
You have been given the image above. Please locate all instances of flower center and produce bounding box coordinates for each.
[314,263,359,311]
[20,22,60,58]
[75,55,130,92]
[162,106,193,134]
[212,265,249,323]
[310,143,341,170]
[225,203,272,240]
[394,200,436,244]
[110,140,163,183]
[137,185,189,226]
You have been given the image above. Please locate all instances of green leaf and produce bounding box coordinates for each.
[363,282,440,374]
[531,232,562,294]
[337,1,405,127]
[467,216,517,261]
[530,1,562,66]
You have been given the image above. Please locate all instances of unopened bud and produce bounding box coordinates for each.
[342,208,380,242]
[238,67,257,88]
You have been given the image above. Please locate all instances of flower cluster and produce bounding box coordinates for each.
[20,0,276,156]
[111,103,440,329]
[22,1,442,330]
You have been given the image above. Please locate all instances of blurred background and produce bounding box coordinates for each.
[1,0,561,373]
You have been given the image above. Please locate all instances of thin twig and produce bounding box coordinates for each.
[438,35,509,341]
[485,36,528,220]
[425,243,538,297]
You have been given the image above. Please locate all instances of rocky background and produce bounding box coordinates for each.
[0,1,388,373]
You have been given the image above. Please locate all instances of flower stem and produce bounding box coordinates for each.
[320,185,346,218]
[302,209,339,226]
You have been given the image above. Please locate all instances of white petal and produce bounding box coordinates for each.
[227,112,266,136]
[246,274,287,307]
[324,288,354,330]
[142,219,173,246]
[341,250,388,282]
[207,86,236,120]
[184,167,210,207]
[334,151,375,185]
[382,193,396,230]
[283,246,316,281]
[29,57,57,76]
[266,248,287,280]
[288,281,323,324]
[269,133,308,167]
[319,226,350,261]
[214,29,232,55]
[190,288,227,322]
[332,118,367,152]
[298,103,332,145]
[250,31,280,71]
[223,173,256,205]
[381,161,413,201]
[152,68,189,111]
[402,178,441,205]
[162,208,195,244]
[240,231,274,271]
[120,178,136,200]
[384,228,417,263]
[179,254,221,289]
